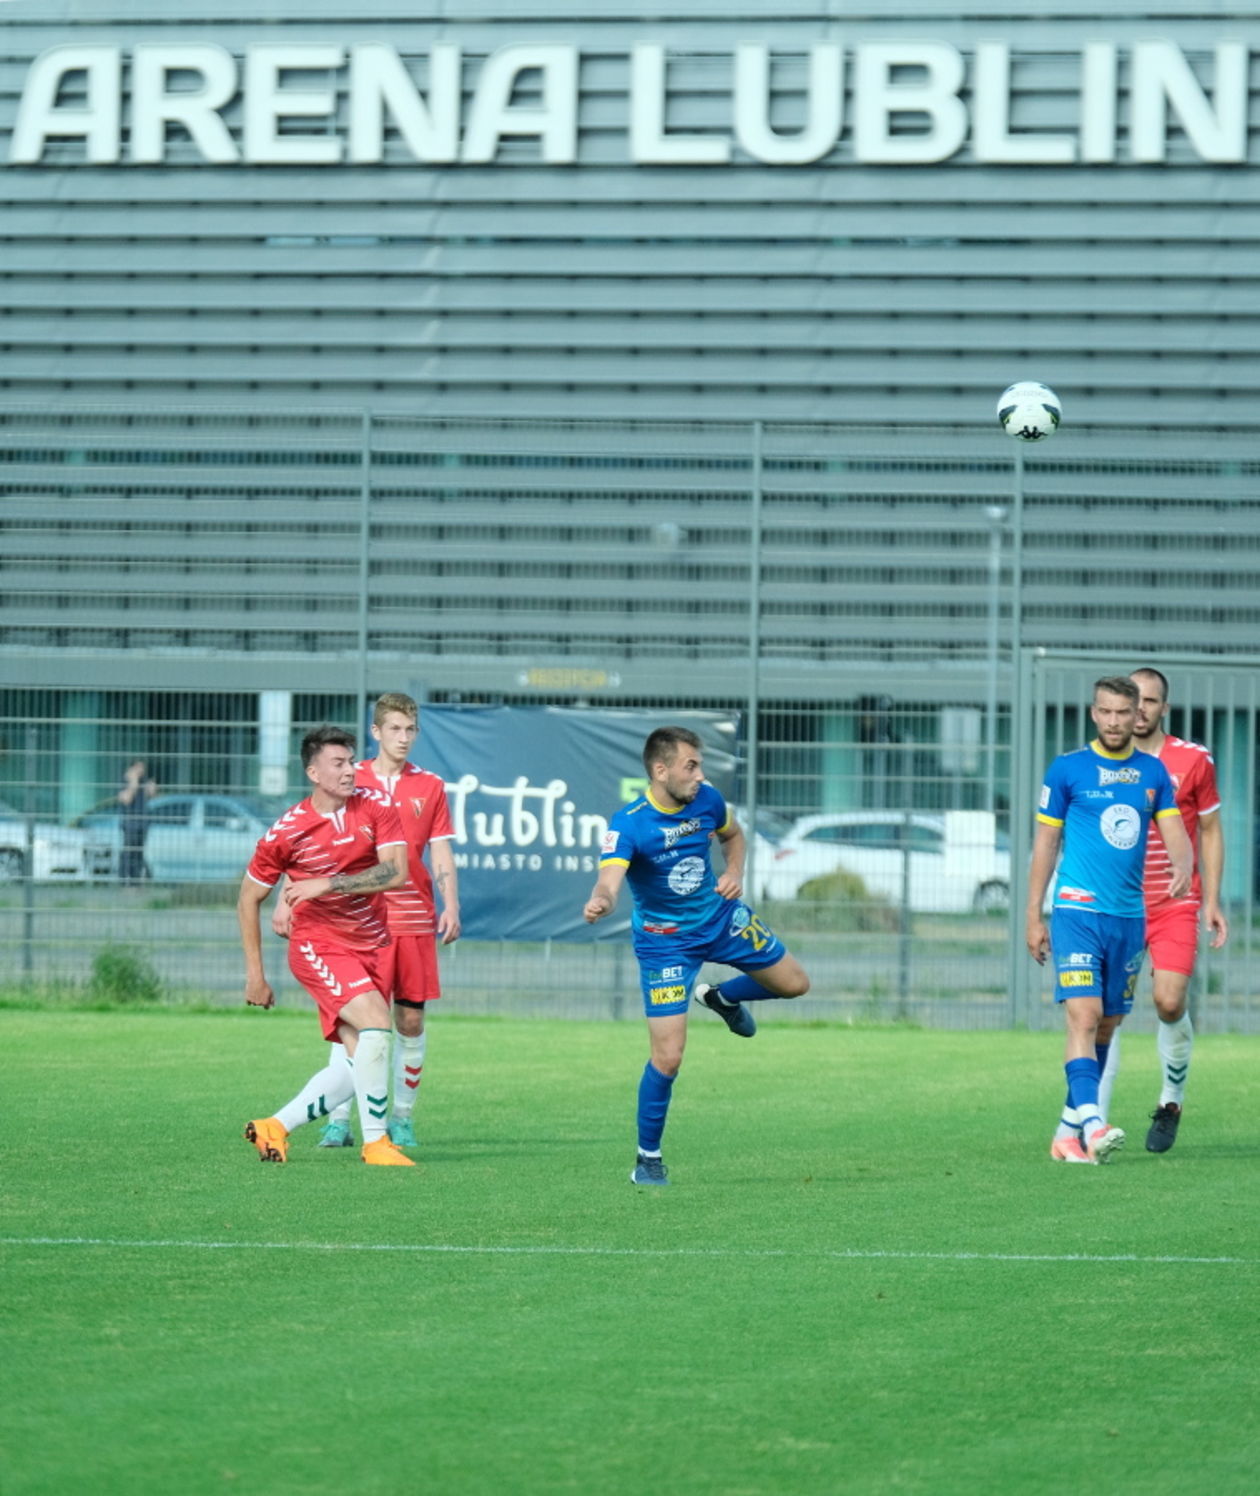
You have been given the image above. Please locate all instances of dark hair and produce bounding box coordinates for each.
[300,724,356,769]
[1093,676,1139,705]
[642,726,702,775]
[1129,666,1170,703]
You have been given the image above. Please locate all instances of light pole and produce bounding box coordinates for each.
[983,503,1008,813]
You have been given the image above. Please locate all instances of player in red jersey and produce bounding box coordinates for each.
[296,692,461,1151]
[1098,669,1228,1153]
[237,724,414,1167]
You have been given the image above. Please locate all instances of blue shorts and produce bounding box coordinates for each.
[633,902,787,1017]
[1050,906,1146,1017]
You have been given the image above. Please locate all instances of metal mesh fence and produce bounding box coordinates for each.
[2,407,1257,1030]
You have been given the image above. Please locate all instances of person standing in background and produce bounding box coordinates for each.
[117,757,157,885]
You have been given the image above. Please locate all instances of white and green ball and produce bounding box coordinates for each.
[996,382,1062,441]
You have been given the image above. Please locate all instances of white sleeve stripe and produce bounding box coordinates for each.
[246,871,276,890]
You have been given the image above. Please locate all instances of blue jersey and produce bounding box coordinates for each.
[600,781,732,941]
[1037,740,1179,918]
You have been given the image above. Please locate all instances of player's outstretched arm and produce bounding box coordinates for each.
[1024,822,1060,963]
[238,875,275,1008]
[584,864,626,924]
[1198,810,1228,947]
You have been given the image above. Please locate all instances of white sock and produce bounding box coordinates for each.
[1158,1012,1194,1106]
[1098,1030,1120,1121]
[392,1030,427,1121]
[1054,1105,1080,1142]
[274,1055,356,1134]
[349,1028,391,1143]
[326,1042,354,1126]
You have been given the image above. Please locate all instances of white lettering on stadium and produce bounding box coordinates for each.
[7,40,1249,168]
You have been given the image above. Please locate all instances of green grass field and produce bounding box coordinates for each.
[2,1010,1257,1495]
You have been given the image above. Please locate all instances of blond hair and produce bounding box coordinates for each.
[373,691,418,727]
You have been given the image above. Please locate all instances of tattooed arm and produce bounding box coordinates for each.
[430,837,461,944]
[283,847,406,908]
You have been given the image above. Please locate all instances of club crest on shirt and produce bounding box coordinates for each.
[409,797,427,816]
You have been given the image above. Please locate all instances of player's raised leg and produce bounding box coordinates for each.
[694,927,809,1038]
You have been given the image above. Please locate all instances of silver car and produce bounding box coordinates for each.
[760,810,1011,914]
[0,799,89,882]
[75,793,285,882]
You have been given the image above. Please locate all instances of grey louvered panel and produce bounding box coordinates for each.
[9,242,1260,279]
[13,203,1260,242]
[7,349,1260,396]
[7,311,1259,359]
[17,276,1260,319]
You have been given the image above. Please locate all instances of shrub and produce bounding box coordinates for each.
[769,869,900,933]
[88,944,164,1005]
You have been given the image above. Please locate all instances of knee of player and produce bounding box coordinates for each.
[650,1044,685,1077]
[779,965,810,999]
[393,1004,425,1037]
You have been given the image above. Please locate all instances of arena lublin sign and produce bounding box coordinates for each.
[8,40,1249,168]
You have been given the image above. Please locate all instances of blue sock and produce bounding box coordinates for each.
[1094,1041,1110,1092]
[1065,1056,1101,1122]
[715,973,774,1004]
[637,1062,675,1154]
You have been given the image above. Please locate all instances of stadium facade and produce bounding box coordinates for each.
[2,2,1259,817]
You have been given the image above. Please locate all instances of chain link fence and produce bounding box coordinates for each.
[2,408,1257,1029]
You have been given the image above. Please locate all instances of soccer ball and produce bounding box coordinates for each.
[996,381,1062,442]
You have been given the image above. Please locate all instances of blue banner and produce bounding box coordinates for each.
[388,706,740,941]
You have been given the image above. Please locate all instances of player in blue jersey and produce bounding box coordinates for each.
[583,726,810,1185]
[1025,677,1192,1164]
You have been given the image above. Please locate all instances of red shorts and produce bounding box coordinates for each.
[1145,900,1200,978]
[288,938,395,1041]
[389,933,441,1006]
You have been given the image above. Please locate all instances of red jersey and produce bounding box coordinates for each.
[355,759,455,937]
[246,789,405,952]
[1142,736,1221,909]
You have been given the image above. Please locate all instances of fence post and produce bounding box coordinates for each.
[745,418,764,893]
[21,723,38,978]
[356,409,372,720]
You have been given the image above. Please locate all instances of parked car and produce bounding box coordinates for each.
[74,793,286,882]
[727,803,794,893]
[760,810,1010,913]
[0,799,90,882]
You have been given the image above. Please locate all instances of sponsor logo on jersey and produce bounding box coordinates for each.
[601,829,619,856]
[1039,785,1051,809]
[1059,970,1094,988]
[1058,887,1096,903]
[666,855,706,895]
[1066,952,1094,966]
[662,817,701,850]
[648,984,687,1006]
[1101,802,1141,850]
[1098,766,1141,786]
[641,921,679,934]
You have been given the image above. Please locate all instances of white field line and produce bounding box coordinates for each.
[0,1237,1255,1266]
